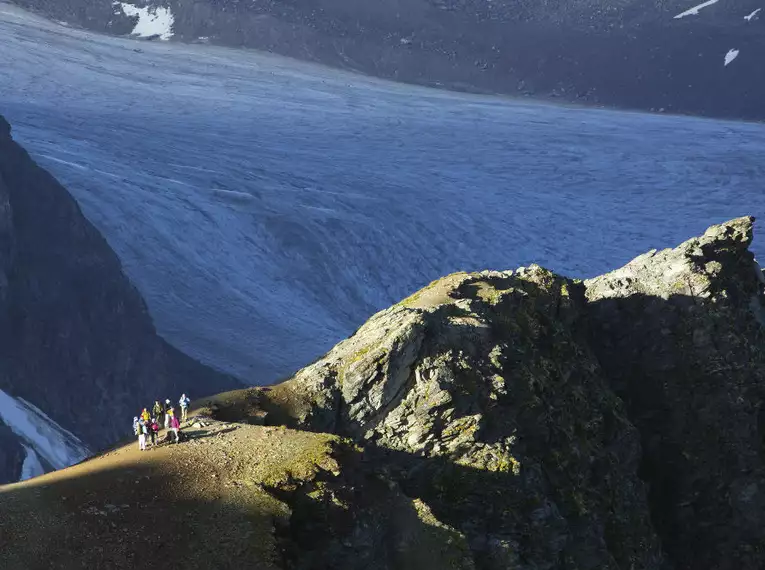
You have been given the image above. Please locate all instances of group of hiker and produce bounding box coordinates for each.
[133,393,191,451]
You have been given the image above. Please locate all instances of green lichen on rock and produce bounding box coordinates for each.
[260,217,765,570]
[265,266,662,569]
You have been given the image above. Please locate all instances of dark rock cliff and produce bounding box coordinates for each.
[10,0,765,120]
[0,422,24,485]
[261,217,765,569]
[0,115,240,482]
[585,217,765,570]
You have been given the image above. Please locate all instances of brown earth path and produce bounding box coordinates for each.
[0,393,341,570]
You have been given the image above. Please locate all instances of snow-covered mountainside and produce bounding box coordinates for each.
[1,5,763,386]
[6,0,765,119]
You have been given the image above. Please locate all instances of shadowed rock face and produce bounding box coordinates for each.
[0,422,23,485]
[0,115,240,482]
[266,216,764,569]
[9,0,765,120]
[585,217,765,570]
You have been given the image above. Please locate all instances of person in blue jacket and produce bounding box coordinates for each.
[179,393,190,423]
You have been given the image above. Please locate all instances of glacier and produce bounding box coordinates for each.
[0,4,763,384]
[0,390,90,475]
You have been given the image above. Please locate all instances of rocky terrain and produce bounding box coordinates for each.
[3,216,761,569]
[0,115,240,483]
[256,215,765,569]
[7,0,765,120]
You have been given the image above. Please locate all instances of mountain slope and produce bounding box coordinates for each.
[8,0,765,119]
[1,218,763,568]
[0,115,240,483]
[0,405,475,570]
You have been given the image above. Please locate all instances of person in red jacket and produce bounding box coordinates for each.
[170,412,181,443]
[149,418,160,446]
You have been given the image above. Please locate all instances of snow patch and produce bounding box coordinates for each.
[116,3,174,40]
[745,8,761,21]
[724,49,740,66]
[0,390,90,472]
[674,0,720,18]
[19,445,45,481]
[212,188,256,203]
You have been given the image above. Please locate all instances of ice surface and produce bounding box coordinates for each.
[19,445,45,481]
[116,2,174,40]
[674,0,720,19]
[724,49,740,66]
[0,4,763,384]
[0,390,90,471]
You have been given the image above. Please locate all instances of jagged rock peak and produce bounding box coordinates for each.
[264,216,763,570]
[585,215,765,570]
[586,215,759,302]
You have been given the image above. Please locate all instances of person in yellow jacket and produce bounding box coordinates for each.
[141,408,150,423]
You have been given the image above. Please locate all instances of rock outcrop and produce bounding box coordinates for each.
[262,217,765,569]
[0,115,240,482]
[267,269,664,568]
[585,217,765,570]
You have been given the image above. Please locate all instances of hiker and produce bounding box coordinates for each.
[132,416,139,435]
[141,408,150,423]
[149,417,159,446]
[152,400,163,423]
[164,399,172,429]
[170,411,181,443]
[137,419,147,451]
[179,393,190,422]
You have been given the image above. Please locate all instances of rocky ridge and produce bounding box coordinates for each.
[0,115,240,483]
[1,217,762,569]
[257,216,765,569]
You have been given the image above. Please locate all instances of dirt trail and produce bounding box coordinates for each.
[0,400,341,570]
